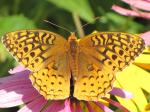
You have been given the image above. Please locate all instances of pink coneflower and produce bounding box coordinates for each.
[0,65,133,112]
[112,0,150,20]
[141,31,150,46]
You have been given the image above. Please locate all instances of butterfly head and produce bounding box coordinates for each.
[68,32,77,40]
[68,32,79,56]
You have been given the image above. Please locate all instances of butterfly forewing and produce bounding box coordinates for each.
[2,30,68,71]
[74,32,145,101]
[2,30,71,99]
[79,32,145,71]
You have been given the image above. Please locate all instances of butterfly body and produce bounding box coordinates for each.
[2,30,145,101]
[68,33,79,81]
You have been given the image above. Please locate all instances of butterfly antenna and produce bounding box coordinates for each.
[43,20,71,33]
[74,17,101,33]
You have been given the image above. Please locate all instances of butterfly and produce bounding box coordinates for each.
[2,30,145,101]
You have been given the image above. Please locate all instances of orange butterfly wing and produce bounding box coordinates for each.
[2,30,71,99]
[74,32,145,101]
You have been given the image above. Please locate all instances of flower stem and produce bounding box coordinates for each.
[72,13,85,38]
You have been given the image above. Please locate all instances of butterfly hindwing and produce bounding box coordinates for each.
[29,53,70,100]
[74,51,115,101]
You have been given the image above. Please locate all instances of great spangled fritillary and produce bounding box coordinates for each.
[2,30,145,101]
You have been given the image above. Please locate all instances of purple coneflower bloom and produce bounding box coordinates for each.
[0,66,133,112]
[112,0,150,20]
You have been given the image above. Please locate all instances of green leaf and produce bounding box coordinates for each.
[101,12,144,33]
[47,0,94,22]
[0,15,36,36]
